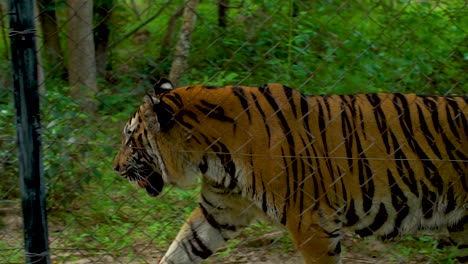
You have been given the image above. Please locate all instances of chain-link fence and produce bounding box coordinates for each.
[1,0,467,263]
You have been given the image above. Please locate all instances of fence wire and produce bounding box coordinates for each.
[1,0,467,263]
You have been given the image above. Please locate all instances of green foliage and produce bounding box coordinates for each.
[0,101,17,199]
[49,173,198,261]
[391,235,458,263]
[0,0,466,262]
[0,240,23,264]
[176,0,466,95]
[41,84,101,208]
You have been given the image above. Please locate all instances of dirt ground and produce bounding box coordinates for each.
[1,206,459,264]
[54,234,441,264]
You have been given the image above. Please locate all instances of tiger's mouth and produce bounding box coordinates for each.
[137,170,164,196]
[121,167,164,196]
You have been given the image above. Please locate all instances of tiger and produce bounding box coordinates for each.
[113,78,467,264]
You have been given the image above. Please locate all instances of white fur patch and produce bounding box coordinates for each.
[160,82,173,90]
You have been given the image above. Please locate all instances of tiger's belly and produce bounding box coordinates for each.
[343,198,466,239]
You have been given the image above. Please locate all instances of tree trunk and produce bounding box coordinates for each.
[160,7,183,60]
[217,0,229,28]
[94,0,113,79]
[67,0,97,111]
[37,0,66,79]
[0,3,9,61]
[169,0,199,86]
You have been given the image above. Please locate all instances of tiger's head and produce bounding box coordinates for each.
[113,78,176,196]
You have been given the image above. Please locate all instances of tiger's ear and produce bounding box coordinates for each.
[153,78,174,96]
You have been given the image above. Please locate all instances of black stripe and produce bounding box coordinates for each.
[164,93,184,109]
[305,133,321,206]
[136,133,143,142]
[441,132,466,191]
[175,111,194,130]
[344,199,359,226]
[259,85,297,225]
[153,101,175,131]
[297,137,309,231]
[336,165,348,208]
[455,96,468,134]
[341,97,354,171]
[393,93,413,135]
[182,110,200,124]
[444,185,456,214]
[298,94,316,225]
[195,100,234,123]
[355,203,388,237]
[442,98,466,188]
[317,98,327,137]
[249,153,256,200]
[328,242,341,256]
[181,240,195,262]
[421,182,436,219]
[232,86,251,122]
[261,180,268,214]
[189,223,213,259]
[199,155,208,174]
[198,134,214,149]
[191,135,202,145]
[322,228,341,238]
[201,194,220,209]
[447,216,467,233]
[300,94,310,124]
[317,98,337,209]
[416,105,442,159]
[280,148,290,226]
[356,137,374,213]
[366,94,390,153]
[309,135,324,206]
[445,97,463,140]
[199,203,237,232]
[395,95,444,194]
[296,140,306,205]
[357,104,367,139]
[211,143,237,189]
[383,169,409,240]
[422,96,442,133]
[390,131,419,197]
[300,95,315,146]
[283,85,297,118]
[252,94,271,148]
[445,104,460,140]
[201,85,219,89]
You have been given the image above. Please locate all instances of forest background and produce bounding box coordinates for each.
[0,0,467,263]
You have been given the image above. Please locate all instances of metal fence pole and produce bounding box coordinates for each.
[8,0,51,262]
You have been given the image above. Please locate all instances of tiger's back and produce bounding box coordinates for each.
[114,80,467,263]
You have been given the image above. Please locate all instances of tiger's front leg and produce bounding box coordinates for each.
[159,182,258,263]
[158,206,225,264]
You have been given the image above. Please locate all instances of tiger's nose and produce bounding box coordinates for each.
[113,154,121,172]
[113,159,121,172]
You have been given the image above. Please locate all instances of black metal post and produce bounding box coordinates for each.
[8,0,51,263]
